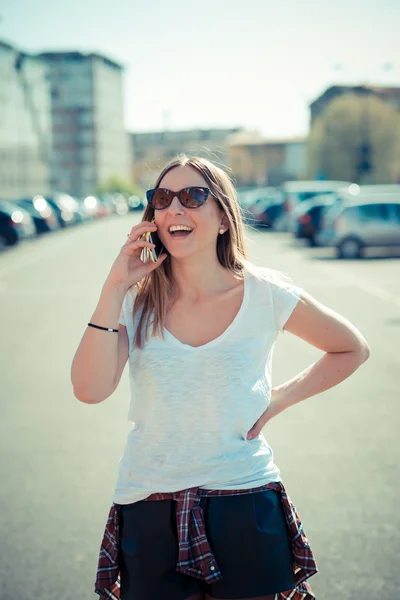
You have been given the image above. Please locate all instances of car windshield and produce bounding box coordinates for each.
[238,187,280,208]
[297,190,336,202]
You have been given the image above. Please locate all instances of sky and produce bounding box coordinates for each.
[1,0,400,137]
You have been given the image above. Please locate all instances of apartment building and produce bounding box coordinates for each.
[39,51,131,197]
[0,40,52,199]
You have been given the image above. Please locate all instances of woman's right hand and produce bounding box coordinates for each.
[105,221,167,291]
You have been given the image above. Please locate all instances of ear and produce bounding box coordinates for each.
[219,212,230,232]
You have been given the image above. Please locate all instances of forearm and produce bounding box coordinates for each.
[71,280,127,402]
[269,349,369,419]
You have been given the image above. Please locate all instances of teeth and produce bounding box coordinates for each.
[169,225,193,233]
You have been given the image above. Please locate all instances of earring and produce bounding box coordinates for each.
[219,228,225,235]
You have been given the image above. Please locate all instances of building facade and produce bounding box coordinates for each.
[309,85,400,124]
[39,51,131,197]
[131,127,242,189]
[226,131,307,187]
[0,40,52,200]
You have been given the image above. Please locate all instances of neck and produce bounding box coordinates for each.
[169,254,237,301]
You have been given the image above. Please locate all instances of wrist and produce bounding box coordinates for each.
[269,386,289,418]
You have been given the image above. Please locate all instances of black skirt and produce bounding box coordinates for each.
[119,489,297,600]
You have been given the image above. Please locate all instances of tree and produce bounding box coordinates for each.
[96,176,144,197]
[308,94,400,184]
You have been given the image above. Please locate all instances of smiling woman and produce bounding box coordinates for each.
[71,154,370,600]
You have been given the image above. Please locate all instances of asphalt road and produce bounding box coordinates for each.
[0,213,399,600]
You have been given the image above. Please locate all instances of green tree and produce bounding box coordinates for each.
[96,176,144,197]
[308,94,400,184]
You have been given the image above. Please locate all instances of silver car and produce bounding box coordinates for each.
[316,193,400,259]
[279,180,353,231]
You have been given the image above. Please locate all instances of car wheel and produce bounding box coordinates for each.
[337,237,363,259]
[308,235,317,247]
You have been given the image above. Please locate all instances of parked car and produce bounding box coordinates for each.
[112,193,130,215]
[350,184,400,195]
[292,195,337,245]
[316,193,400,258]
[247,197,285,229]
[237,186,278,211]
[279,180,353,231]
[127,195,145,211]
[97,194,117,216]
[0,200,36,247]
[75,197,96,221]
[13,196,60,234]
[243,188,284,227]
[43,193,82,228]
[78,195,101,220]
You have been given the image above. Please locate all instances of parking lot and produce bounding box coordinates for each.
[1,211,399,600]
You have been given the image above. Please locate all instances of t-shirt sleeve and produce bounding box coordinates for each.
[270,279,303,333]
[119,303,126,327]
[118,285,137,328]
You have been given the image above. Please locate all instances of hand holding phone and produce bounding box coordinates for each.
[145,218,165,263]
[105,221,166,290]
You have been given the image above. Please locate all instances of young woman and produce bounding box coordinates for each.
[71,155,370,600]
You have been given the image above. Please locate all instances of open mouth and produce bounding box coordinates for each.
[168,225,194,239]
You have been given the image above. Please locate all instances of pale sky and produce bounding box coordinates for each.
[1,0,400,137]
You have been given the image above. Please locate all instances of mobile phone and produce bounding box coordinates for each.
[145,228,165,262]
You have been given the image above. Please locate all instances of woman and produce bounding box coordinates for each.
[71,155,370,600]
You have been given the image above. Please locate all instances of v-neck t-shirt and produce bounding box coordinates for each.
[113,266,303,504]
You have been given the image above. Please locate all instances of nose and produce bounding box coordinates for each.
[167,195,184,215]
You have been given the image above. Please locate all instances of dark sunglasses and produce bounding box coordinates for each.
[146,186,218,210]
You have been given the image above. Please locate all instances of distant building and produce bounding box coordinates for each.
[0,40,52,200]
[226,131,307,186]
[131,127,242,189]
[310,85,400,124]
[39,51,131,197]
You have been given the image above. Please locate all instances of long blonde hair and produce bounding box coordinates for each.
[132,154,248,348]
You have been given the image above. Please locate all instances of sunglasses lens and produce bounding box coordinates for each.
[147,187,210,209]
[181,188,209,208]
[148,189,173,209]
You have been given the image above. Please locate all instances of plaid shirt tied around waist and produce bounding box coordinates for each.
[95,481,318,600]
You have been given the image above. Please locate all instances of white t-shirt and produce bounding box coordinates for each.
[113,265,302,504]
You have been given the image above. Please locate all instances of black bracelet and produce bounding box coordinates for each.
[88,322,119,333]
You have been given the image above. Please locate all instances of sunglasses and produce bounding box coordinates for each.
[146,186,218,210]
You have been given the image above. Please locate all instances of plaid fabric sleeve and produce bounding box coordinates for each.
[274,482,318,600]
[94,503,121,599]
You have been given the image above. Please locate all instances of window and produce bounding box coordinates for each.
[356,203,390,222]
[390,203,400,223]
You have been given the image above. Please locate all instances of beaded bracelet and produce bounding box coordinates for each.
[88,322,119,333]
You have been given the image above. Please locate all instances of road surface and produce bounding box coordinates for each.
[0,213,399,599]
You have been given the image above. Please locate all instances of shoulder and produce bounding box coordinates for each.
[245,263,302,295]
[244,263,303,333]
